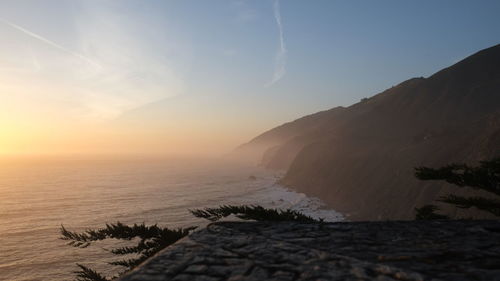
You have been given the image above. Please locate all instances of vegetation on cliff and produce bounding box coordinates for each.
[415,157,500,219]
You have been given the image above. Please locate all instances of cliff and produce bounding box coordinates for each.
[233,106,347,166]
[236,44,500,220]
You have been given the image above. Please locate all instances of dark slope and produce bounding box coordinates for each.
[240,44,500,220]
[233,106,346,165]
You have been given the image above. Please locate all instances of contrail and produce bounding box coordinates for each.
[0,18,102,69]
[265,0,287,87]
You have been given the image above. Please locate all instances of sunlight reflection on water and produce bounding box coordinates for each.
[0,157,342,281]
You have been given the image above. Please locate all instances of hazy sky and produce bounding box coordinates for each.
[1,0,499,156]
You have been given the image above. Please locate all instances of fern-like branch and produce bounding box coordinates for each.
[414,204,450,220]
[62,205,318,281]
[415,157,500,196]
[61,223,196,280]
[190,204,321,222]
[438,195,500,216]
[74,264,109,281]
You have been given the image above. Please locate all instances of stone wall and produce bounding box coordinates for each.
[119,220,500,281]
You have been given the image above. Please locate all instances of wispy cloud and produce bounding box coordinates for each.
[265,0,287,87]
[0,9,187,120]
[0,18,101,69]
[73,7,187,119]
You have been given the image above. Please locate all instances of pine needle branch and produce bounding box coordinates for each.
[61,223,196,280]
[438,195,500,216]
[74,264,109,281]
[414,204,450,220]
[414,157,500,219]
[64,205,318,280]
[60,223,195,249]
[190,204,321,222]
[415,157,500,196]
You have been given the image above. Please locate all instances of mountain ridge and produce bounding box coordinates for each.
[236,44,500,220]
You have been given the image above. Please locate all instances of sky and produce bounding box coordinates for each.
[0,0,499,156]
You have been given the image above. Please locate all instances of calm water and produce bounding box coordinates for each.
[0,156,342,281]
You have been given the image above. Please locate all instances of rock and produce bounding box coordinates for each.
[118,220,500,281]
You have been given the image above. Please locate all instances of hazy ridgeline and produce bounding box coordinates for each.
[236,44,500,220]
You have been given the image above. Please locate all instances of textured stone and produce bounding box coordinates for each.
[118,220,500,281]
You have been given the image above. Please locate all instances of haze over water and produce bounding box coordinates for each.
[0,156,342,281]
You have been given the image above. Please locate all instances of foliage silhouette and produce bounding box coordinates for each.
[74,264,109,281]
[190,204,321,222]
[61,205,318,280]
[414,204,450,220]
[414,157,500,219]
[61,222,196,281]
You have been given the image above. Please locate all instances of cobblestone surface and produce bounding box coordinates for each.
[118,220,500,281]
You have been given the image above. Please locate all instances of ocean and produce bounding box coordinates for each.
[0,156,343,281]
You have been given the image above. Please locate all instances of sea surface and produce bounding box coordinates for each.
[0,156,343,281]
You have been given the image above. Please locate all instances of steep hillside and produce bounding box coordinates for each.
[233,106,346,165]
[240,44,500,220]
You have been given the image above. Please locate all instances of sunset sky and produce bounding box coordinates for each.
[1,0,499,156]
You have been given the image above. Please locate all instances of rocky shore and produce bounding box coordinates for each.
[118,220,500,281]
[235,44,500,221]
